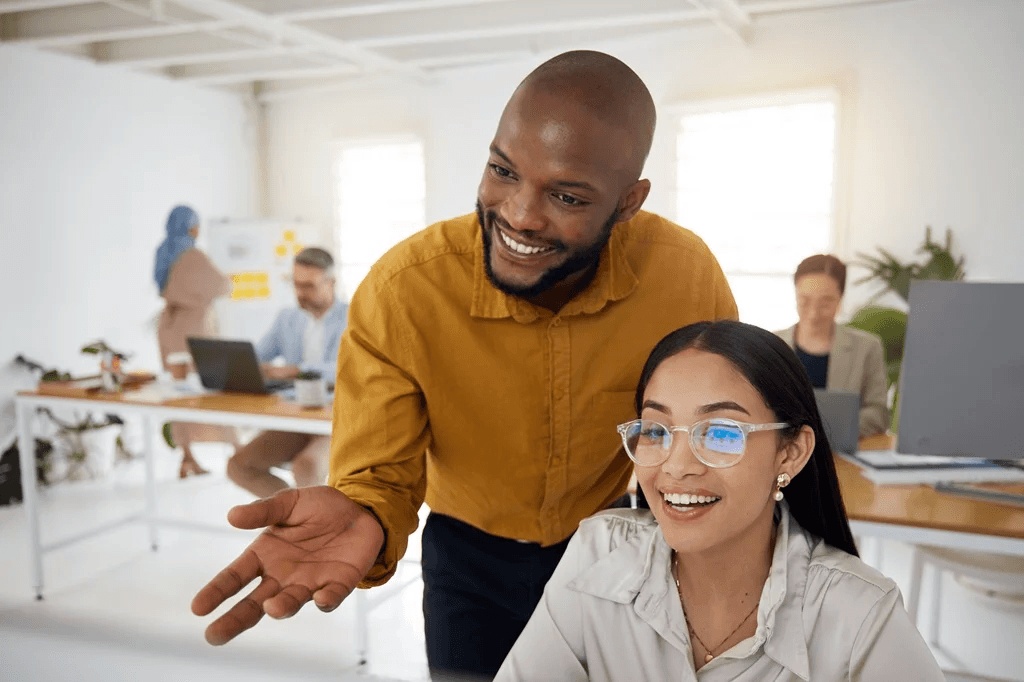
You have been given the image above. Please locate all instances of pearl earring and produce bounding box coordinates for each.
[774,473,791,501]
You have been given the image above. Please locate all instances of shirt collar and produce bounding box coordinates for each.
[469,217,639,323]
[567,507,812,681]
[758,506,812,681]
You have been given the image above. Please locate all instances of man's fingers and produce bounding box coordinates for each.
[227,488,300,530]
[312,582,354,613]
[191,549,261,617]
[203,576,280,646]
[263,583,314,620]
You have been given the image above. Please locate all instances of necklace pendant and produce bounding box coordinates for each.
[704,654,713,663]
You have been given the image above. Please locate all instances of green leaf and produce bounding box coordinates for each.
[848,306,907,363]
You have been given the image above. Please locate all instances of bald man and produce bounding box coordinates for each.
[192,51,737,677]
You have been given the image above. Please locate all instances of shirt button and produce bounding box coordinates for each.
[550,317,561,327]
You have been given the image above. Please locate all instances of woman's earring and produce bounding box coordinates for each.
[774,473,791,501]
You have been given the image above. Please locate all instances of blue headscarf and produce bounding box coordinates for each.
[154,205,199,293]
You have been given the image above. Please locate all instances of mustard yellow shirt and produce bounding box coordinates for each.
[329,211,737,585]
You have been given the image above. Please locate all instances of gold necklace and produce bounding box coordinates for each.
[673,553,759,664]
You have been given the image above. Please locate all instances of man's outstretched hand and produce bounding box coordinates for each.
[191,485,384,645]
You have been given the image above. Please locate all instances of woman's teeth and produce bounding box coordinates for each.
[663,492,721,509]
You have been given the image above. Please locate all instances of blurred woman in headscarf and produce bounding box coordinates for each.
[155,205,237,477]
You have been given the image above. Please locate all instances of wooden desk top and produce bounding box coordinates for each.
[19,386,333,421]
[840,434,1024,540]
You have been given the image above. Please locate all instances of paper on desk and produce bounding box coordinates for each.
[127,381,206,403]
[841,450,1024,485]
[853,450,991,467]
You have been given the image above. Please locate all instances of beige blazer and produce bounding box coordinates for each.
[775,324,889,437]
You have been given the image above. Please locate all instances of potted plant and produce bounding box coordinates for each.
[11,354,131,484]
[847,227,966,427]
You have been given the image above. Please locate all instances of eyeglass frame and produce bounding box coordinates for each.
[616,417,791,469]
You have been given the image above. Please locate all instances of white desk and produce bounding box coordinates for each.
[14,386,409,668]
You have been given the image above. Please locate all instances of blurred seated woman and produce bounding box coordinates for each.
[776,254,889,437]
[496,321,942,681]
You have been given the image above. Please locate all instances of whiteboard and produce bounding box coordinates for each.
[204,219,316,343]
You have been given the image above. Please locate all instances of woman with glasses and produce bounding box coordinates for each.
[496,320,942,681]
[776,254,889,437]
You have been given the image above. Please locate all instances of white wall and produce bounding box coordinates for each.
[0,45,258,384]
[264,0,1024,312]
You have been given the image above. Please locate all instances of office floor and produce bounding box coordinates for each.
[0,444,429,682]
[0,441,1019,682]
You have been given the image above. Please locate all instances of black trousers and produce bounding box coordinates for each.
[421,512,572,679]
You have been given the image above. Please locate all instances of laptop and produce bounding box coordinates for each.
[814,389,860,455]
[186,337,292,394]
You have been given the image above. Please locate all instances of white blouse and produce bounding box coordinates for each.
[496,507,944,681]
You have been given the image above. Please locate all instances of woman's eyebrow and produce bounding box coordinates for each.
[640,399,671,415]
[696,401,751,416]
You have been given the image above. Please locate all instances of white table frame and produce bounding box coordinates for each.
[850,519,1024,561]
[14,391,412,669]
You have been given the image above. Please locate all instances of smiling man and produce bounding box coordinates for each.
[192,50,737,679]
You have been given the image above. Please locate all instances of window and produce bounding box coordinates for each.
[335,139,426,299]
[675,91,838,331]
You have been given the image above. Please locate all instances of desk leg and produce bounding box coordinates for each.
[354,588,368,668]
[142,415,159,552]
[17,402,44,600]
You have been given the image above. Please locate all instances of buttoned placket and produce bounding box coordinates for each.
[540,314,571,542]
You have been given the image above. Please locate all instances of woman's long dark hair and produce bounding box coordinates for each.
[635,320,859,556]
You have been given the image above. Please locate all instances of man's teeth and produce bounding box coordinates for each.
[663,493,721,507]
[500,230,552,255]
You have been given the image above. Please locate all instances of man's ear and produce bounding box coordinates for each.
[778,425,815,480]
[616,179,652,222]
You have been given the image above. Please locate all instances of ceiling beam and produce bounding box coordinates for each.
[0,2,231,46]
[169,48,527,86]
[350,8,712,49]
[687,0,751,44]
[173,62,362,86]
[90,31,273,68]
[2,18,231,45]
[744,0,907,12]
[165,0,426,79]
[409,48,532,70]
[272,0,512,23]
[0,0,93,12]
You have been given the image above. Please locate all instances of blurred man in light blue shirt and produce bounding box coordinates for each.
[256,248,348,382]
[228,247,348,497]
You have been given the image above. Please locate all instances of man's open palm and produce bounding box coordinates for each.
[191,485,384,645]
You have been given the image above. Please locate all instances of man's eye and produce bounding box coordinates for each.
[554,193,581,206]
[490,164,512,178]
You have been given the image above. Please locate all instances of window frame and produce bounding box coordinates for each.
[331,135,427,300]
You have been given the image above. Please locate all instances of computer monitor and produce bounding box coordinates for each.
[814,389,860,455]
[896,281,1024,460]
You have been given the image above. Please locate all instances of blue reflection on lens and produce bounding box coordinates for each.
[704,425,744,454]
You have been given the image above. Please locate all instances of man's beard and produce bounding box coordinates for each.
[476,200,619,300]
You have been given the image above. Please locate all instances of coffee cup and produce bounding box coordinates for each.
[294,372,328,408]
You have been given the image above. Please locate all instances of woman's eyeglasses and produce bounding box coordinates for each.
[616,418,789,468]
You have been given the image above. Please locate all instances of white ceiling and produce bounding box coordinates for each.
[0,0,908,100]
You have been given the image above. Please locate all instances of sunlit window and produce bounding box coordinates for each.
[335,139,426,298]
[675,92,838,331]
